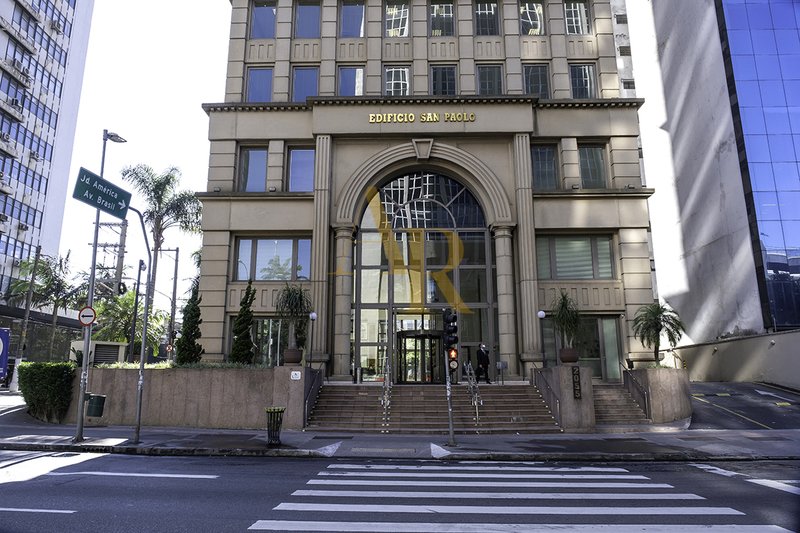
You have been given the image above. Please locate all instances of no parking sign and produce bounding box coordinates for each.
[0,328,10,380]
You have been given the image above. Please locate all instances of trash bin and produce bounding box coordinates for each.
[265,406,285,446]
[86,394,106,417]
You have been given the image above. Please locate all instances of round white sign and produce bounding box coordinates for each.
[78,306,97,327]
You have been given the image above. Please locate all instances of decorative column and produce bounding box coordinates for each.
[311,135,331,365]
[492,225,520,379]
[513,133,541,381]
[331,226,355,380]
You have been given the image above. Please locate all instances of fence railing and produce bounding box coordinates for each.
[380,353,392,433]
[463,361,483,425]
[532,365,561,426]
[620,363,650,419]
[303,363,325,428]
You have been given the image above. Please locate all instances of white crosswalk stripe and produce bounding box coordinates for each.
[248,462,794,532]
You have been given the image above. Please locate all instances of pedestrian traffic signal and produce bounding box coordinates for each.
[443,308,458,347]
[447,347,459,371]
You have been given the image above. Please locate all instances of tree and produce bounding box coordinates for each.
[93,291,168,356]
[6,252,81,357]
[632,302,686,362]
[229,280,256,364]
[175,280,204,365]
[120,164,201,316]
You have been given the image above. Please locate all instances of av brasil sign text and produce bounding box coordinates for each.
[72,167,132,220]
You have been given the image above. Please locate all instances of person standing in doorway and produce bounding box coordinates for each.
[477,343,491,384]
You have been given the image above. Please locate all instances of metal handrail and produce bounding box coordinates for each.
[620,362,651,419]
[532,366,561,426]
[463,361,483,425]
[380,352,392,432]
[303,362,325,428]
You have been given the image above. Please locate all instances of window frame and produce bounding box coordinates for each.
[536,235,614,280]
[564,0,591,35]
[287,147,316,192]
[531,144,558,190]
[430,0,455,37]
[384,65,411,96]
[519,1,545,36]
[569,63,597,99]
[291,66,320,102]
[430,64,457,96]
[385,0,410,37]
[340,0,366,38]
[245,66,274,102]
[578,144,608,189]
[523,63,549,98]
[338,65,366,96]
[235,236,312,281]
[476,64,503,96]
[239,146,269,192]
[474,1,500,36]
[251,0,277,39]
[294,0,322,38]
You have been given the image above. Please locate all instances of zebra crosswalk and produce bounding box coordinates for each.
[248,462,793,532]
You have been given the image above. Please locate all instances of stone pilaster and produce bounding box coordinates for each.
[332,226,355,379]
[492,225,520,379]
[311,135,331,365]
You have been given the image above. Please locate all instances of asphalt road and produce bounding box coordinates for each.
[689,382,800,430]
[1,453,798,532]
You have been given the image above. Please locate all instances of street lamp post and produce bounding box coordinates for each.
[307,311,317,368]
[74,129,126,443]
[537,310,546,370]
[130,207,152,444]
[128,260,146,363]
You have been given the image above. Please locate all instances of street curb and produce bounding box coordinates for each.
[2,441,798,462]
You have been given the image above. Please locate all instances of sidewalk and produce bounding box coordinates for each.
[2,391,799,462]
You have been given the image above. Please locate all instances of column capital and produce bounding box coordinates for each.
[491,224,515,238]
[333,225,355,240]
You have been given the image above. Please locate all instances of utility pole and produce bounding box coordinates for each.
[114,219,127,295]
[9,245,41,393]
[162,248,179,362]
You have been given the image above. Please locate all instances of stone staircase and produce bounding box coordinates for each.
[593,382,651,425]
[306,383,562,434]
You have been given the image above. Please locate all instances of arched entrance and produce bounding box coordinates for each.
[352,171,496,384]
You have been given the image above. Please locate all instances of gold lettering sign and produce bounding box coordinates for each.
[368,111,476,124]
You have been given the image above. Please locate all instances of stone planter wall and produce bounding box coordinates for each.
[64,367,308,430]
[625,368,692,424]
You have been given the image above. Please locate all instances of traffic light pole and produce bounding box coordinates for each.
[442,308,458,447]
[445,366,456,447]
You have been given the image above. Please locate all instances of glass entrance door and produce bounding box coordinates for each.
[395,313,443,383]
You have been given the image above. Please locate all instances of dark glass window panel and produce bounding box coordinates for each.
[732,55,757,80]
[723,3,748,30]
[749,162,775,191]
[339,67,365,96]
[768,134,795,162]
[775,30,800,55]
[288,148,315,192]
[765,108,791,134]
[430,0,455,36]
[785,82,800,106]
[237,239,253,280]
[459,269,487,303]
[459,232,487,265]
[252,1,277,39]
[296,239,311,279]
[779,55,800,80]
[737,80,763,107]
[385,66,410,95]
[292,67,319,102]
[777,192,800,220]
[425,231,452,266]
[740,107,766,134]
[532,145,557,189]
[783,221,800,250]
[246,68,273,102]
[564,1,590,35]
[459,308,488,343]
[755,55,781,80]
[523,64,549,98]
[751,30,777,54]
[758,220,786,250]
[760,80,787,106]
[771,3,796,30]
[754,191,781,220]
[385,1,410,37]
[256,239,294,280]
[477,65,502,95]
[240,148,268,192]
[579,146,606,189]
[570,64,596,98]
[431,65,457,95]
[744,134,771,162]
[295,2,321,38]
[520,2,545,35]
[341,0,366,37]
[772,162,800,191]
[475,2,500,36]
[728,30,754,55]
[744,3,773,30]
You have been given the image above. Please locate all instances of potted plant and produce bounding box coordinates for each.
[550,290,581,364]
[275,283,312,366]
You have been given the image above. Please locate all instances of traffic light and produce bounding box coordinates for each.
[443,308,458,373]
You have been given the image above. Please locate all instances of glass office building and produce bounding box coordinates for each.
[720,0,800,328]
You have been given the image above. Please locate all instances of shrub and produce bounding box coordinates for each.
[18,362,76,423]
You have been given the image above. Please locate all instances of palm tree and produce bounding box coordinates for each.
[632,302,686,362]
[6,252,82,357]
[121,164,201,315]
[93,291,168,356]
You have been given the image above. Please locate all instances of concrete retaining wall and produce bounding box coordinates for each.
[663,330,800,390]
[626,368,692,424]
[540,366,595,432]
[65,367,308,430]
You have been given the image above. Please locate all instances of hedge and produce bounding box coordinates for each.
[18,362,76,423]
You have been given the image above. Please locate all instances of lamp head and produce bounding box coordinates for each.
[537,310,546,319]
[103,129,127,143]
[309,312,318,321]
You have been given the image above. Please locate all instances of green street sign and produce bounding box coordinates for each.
[72,167,132,220]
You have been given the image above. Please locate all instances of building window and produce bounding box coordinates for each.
[570,64,596,99]
[431,65,457,95]
[385,1,410,37]
[341,0,366,37]
[430,0,455,36]
[385,66,410,95]
[236,237,312,281]
[288,148,315,192]
[536,235,613,280]
[531,145,557,189]
[619,45,631,56]
[251,0,277,39]
[239,147,268,192]
[477,64,502,96]
[246,67,273,102]
[523,64,549,98]
[292,66,319,102]
[520,1,545,35]
[579,145,606,189]
[295,1,321,38]
[615,13,628,24]
[475,2,500,36]
[622,79,635,90]
[339,66,365,96]
[565,1,590,35]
